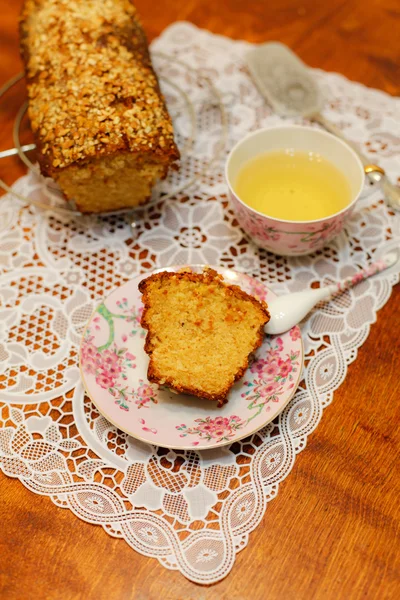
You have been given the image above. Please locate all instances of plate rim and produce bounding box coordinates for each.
[79,265,304,450]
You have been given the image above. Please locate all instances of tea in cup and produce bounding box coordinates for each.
[225,126,364,256]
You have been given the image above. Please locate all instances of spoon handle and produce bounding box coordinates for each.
[312,113,371,166]
[382,176,400,212]
[264,252,397,335]
[335,256,395,294]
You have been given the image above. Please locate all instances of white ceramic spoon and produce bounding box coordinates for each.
[265,251,399,335]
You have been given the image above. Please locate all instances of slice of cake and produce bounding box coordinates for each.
[138,268,270,406]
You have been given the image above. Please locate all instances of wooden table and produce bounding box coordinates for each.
[1,1,399,598]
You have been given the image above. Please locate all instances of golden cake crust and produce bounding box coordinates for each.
[139,268,270,406]
[19,0,179,177]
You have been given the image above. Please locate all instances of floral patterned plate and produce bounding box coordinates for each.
[79,266,303,450]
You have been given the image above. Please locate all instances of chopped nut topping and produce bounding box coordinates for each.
[20,0,179,173]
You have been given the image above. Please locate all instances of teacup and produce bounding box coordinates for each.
[225,125,364,256]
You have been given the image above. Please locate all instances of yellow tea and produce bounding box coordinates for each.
[234,150,352,221]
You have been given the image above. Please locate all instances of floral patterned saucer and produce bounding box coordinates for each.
[79,266,303,450]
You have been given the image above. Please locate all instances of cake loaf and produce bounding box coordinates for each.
[139,269,270,406]
[20,0,179,213]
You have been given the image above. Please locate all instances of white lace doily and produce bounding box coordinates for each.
[1,22,399,585]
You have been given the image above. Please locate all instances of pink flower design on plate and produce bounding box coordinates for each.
[83,358,97,375]
[114,298,145,337]
[135,379,159,409]
[248,278,267,301]
[265,362,279,377]
[176,415,246,443]
[138,418,157,434]
[96,373,114,389]
[266,348,281,362]
[243,336,301,416]
[278,359,293,378]
[289,327,301,341]
[81,333,137,411]
[263,381,279,396]
[84,345,97,358]
[102,350,119,366]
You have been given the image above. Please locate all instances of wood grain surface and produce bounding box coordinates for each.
[1,1,400,599]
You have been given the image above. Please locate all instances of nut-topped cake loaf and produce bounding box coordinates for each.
[20,0,179,213]
[139,268,270,406]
